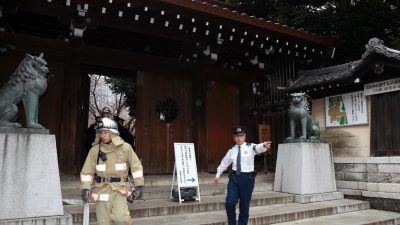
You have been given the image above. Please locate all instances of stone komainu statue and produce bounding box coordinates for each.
[0,53,49,129]
[287,92,320,140]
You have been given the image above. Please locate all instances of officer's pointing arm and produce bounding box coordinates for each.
[253,141,272,154]
[263,141,272,151]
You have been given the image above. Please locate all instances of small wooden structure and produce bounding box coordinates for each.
[287,38,400,156]
[0,0,338,174]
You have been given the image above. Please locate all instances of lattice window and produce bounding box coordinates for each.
[252,56,297,109]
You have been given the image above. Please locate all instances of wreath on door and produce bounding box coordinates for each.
[155,97,179,123]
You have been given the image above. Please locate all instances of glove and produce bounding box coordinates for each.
[127,186,143,203]
[127,191,135,203]
[81,189,91,203]
[134,186,143,200]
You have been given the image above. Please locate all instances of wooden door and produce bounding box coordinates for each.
[136,72,193,174]
[371,91,400,156]
[206,81,240,172]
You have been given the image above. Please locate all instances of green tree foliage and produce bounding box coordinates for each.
[226,0,400,63]
[104,77,137,118]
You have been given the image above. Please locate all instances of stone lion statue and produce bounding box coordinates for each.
[286,92,320,140]
[0,53,49,129]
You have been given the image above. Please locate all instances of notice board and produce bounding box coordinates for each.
[325,91,368,127]
[171,143,201,203]
[173,143,199,187]
[258,124,271,143]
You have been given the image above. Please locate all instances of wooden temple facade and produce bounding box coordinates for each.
[0,0,338,175]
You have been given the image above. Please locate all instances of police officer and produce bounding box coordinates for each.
[85,116,101,158]
[214,126,272,225]
[113,115,135,148]
[81,117,144,225]
[101,107,112,119]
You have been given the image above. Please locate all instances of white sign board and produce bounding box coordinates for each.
[364,77,400,96]
[171,143,201,203]
[325,91,368,127]
[173,143,199,187]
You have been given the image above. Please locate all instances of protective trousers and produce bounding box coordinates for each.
[95,189,131,225]
[225,174,255,225]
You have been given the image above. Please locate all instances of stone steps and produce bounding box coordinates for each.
[61,173,274,189]
[61,173,400,225]
[108,199,369,225]
[62,173,275,224]
[61,173,273,201]
[62,182,273,202]
[67,191,292,225]
[273,209,400,225]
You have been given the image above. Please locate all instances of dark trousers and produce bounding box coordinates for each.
[225,173,255,225]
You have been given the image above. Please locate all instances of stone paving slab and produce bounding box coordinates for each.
[273,209,400,225]
[127,199,369,225]
[293,191,344,203]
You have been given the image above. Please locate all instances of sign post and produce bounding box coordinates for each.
[170,143,201,204]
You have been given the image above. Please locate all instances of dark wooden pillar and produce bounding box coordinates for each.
[59,54,82,174]
[192,69,207,172]
[239,78,257,142]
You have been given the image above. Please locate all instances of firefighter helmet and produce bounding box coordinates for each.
[97,117,119,135]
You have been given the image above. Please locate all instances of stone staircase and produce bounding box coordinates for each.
[61,173,400,225]
[61,173,273,201]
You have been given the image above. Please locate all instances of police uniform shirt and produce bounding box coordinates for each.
[215,142,266,178]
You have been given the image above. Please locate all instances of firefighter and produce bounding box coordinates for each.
[80,117,144,225]
[85,107,113,154]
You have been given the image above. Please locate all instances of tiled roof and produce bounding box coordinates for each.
[289,61,361,89]
[287,38,400,91]
[160,0,339,47]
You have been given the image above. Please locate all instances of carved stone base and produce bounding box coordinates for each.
[0,209,72,225]
[0,133,63,220]
[284,138,326,143]
[273,143,337,195]
[0,127,49,134]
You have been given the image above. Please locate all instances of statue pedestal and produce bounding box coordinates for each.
[0,127,50,134]
[274,143,341,202]
[0,133,66,221]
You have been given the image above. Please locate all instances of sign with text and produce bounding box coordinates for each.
[364,77,400,96]
[258,124,271,143]
[325,91,368,127]
[173,143,199,187]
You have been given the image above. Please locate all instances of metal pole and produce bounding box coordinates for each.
[83,202,90,225]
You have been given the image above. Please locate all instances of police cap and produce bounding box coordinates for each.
[102,107,112,114]
[232,126,247,136]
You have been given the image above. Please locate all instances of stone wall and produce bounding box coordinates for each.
[312,97,371,157]
[335,157,400,212]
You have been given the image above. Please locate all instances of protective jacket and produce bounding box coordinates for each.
[80,133,144,199]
